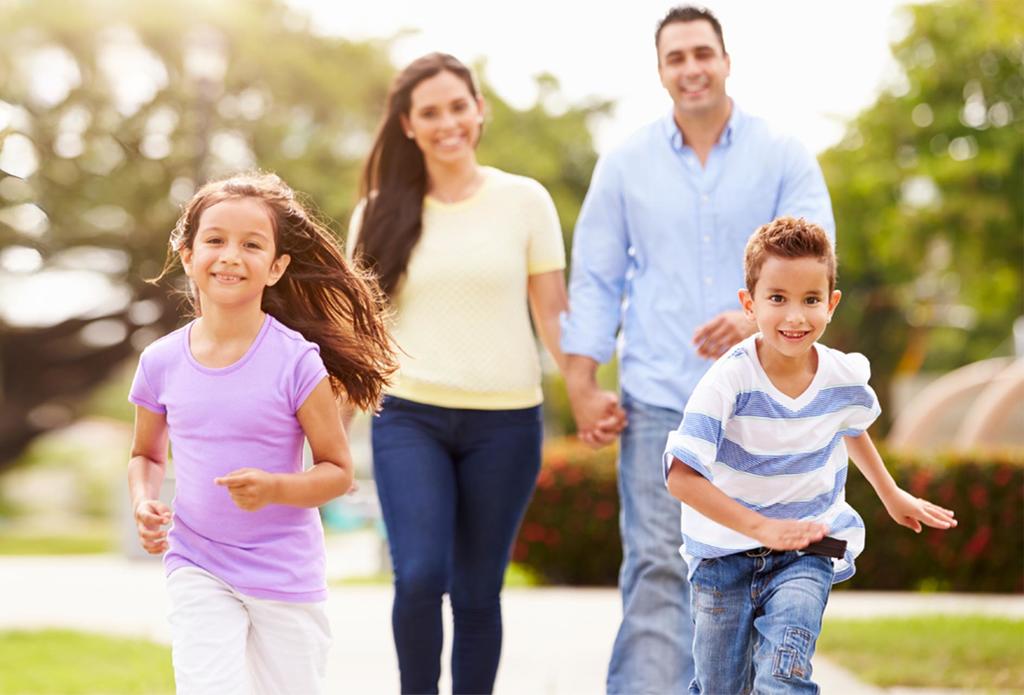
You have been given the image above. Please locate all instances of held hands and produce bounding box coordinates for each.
[693,310,755,360]
[752,517,829,552]
[570,388,627,449]
[882,487,957,533]
[215,468,279,512]
[134,499,171,554]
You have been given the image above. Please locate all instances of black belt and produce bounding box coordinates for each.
[743,536,847,560]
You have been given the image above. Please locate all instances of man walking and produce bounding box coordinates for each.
[561,6,835,693]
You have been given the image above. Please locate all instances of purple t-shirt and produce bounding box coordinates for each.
[129,314,330,602]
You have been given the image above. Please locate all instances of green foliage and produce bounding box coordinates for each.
[0,530,113,554]
[0,629,174,694]
[842,449,1024,593]
[514,438,620,585]
[478,70,610,258]
[0,0,601,467]
[818,615,1024,690]
[516,438,1024,590]
[820,0,1024,426]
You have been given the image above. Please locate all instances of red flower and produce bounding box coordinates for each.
[522,522,546,543]
[965,526,991,559]
[993,465,1013,487]
[911,469,933,495]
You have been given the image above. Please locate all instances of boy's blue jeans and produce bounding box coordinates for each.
[689,549,834,695]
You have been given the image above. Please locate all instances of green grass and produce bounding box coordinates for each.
[0,531,113,555]
[818,615,1024,691]
[0,629,174,694]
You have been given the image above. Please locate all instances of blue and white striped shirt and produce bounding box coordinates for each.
[663,334,881,583]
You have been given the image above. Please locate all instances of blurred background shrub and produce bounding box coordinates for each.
[516,438,1024,591]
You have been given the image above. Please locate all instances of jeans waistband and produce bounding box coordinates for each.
[743,547,787,558]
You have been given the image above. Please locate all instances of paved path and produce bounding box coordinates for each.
[2,547,1021,694]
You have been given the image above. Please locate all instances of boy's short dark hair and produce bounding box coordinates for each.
[655,5,726,54]
[744,217,837,293]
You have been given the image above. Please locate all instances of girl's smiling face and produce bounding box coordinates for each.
[179,197,290,311]
[739,254,841,361]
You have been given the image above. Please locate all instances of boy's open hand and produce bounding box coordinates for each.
[215,468,279,511]
[753,518,829,551]
[882,488,957,533]
[134,499,171,554]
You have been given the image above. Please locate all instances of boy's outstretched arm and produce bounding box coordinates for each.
[844,432,957,532]
[666,459,828,551]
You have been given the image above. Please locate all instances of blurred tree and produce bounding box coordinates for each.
[0,0,606,468]
[820,0,1023,428]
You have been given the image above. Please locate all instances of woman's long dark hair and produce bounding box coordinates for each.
[353,52,480,297]
[154,172,397,411]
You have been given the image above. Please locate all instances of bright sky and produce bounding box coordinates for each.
[2,1,921,327]
[287,0,918,155]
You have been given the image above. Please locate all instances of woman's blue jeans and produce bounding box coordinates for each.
[689,550,834,694]
[371,396,543,695]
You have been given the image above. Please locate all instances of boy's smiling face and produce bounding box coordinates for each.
[739,254,841,362]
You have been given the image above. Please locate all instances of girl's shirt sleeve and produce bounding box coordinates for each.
[128,354,165,414]
[290,344,329,413]
[663,361,736,484]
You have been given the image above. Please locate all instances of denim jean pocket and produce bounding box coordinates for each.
[692,583,725,616]
[772,626,814,680]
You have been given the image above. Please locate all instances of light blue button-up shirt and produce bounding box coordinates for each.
[561,104,834,411]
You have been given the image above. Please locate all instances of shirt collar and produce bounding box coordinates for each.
[662,100,742,151]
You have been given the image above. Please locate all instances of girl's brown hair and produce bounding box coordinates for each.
[353,52,480,297]
[155,172,396,410]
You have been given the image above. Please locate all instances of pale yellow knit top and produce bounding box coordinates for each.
[348,167,565,409]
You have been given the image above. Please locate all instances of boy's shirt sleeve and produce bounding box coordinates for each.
[662,363,736,485]
[839,351,882,433]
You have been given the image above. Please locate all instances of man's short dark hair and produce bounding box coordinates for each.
[655,5,726,55]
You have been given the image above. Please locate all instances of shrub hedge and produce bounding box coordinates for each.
[512,438,620,585]
[514,438,1023,592]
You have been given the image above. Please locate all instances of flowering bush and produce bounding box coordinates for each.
[516,438,1024,592]
[513,438,620,585]
[842,450,1023,593]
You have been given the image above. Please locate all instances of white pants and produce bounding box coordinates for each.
[166,566,331,695]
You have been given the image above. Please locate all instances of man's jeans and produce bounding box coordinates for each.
[607,393,694,695]
[689,550,834,694]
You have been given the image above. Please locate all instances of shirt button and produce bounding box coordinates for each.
[704,277,712,285]
[701,194,710,203]
[703,235,710,243]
